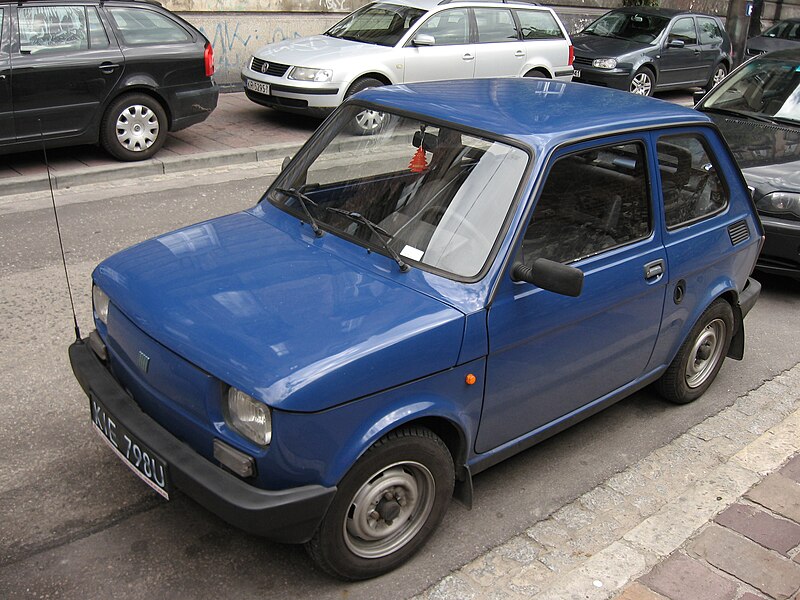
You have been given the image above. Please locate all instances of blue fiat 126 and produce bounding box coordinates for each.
[70,79,762,580]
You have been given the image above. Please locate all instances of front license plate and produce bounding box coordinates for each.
[90,396,171,500]
[246,78,269,95]
[573,69,581,79]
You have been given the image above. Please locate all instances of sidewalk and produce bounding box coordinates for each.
[0,92,316,195]
[416,364,800,600]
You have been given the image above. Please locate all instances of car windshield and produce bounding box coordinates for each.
[702,56,800,125]
[582,11,670,44]
[762,20,800,40]
[268,107,530,279]
[326,2,426,47]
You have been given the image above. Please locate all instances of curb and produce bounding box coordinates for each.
[0,141,306,195]
[416,364,800,600]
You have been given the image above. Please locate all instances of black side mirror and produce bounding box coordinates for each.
[511,258,584,297]
[693,90,706,106]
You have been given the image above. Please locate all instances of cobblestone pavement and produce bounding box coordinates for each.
[416,364,800,600]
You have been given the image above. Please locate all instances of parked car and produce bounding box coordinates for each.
[241,0,574,133]
[695,48,800,279]
[0,0,218,161]
[70,78,761,580]
[746,18,800,57]
[572,7,731,96]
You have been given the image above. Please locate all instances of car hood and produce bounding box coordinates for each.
[707,113,800,193]
[572,34,651,58]
[93,211,465,412]
[252,34,393,68]
[746,36,800,54]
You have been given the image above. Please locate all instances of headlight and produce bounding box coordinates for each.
[288,67,333,82]
[592,58,617,69]
[93,285,109,325]
[756,191,800,219]
[226,387,272,445]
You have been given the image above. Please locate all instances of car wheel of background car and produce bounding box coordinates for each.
[100,93,167,161]
[706,63,728,92]
[305,426,454,580]
[656,298,734,404]
[346,77,389,136]
[629,68,655,96]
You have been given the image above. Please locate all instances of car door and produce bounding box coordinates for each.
[0,6,12,144]
[11,3,124,142]
[403,8,475,82]
[697,17,725,79]
[477,137,667,453]
[472,7,526,78]
[659,16,706,86]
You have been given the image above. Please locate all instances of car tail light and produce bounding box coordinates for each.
[569,45,574,66]
[204,42,215,77]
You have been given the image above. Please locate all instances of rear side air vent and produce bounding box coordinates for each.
[728,220,750,246]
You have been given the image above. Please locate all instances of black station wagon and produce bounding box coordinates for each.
[0,0,218,160]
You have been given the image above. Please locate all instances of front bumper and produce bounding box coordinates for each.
[572,65,632,91]
[242,71,341,113]
[69,338,336,544]
[756,215,800,279]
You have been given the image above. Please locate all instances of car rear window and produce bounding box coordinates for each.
[108,7,191,45]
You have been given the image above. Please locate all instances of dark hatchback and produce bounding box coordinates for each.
[0,0,218,161]
[746,19,800,58]
[572,7,731,96]
[696,48,800,279]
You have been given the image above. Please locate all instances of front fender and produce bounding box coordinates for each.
[264,358,485,489]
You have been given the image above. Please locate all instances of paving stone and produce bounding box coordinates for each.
[715,502,800,555]
[463,552,521,588]
[640,552,738,600]
[496,535,544,566]
[738,594,768,600]
[579,485,627,513]
[554,502,596,531]
[615,581,668,600]
[423,574,477,600]
[526,519,571,549]
[746,473,800,522]
[509,559,553,594]
[687,524,800,599]
[781,454,800,484]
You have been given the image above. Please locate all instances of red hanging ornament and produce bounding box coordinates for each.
[408,145,428,173]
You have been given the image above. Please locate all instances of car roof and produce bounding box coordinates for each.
[7,0,162,4]
[371,0,551,11]
[356,79,710,152]
[607,6,713,18]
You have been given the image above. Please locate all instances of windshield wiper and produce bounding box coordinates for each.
[703,106,775,124]
[763,115,800,127]
[326,208,409,272]
[275,187,323,237]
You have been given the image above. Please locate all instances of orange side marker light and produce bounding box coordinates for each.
[465,373,477,385]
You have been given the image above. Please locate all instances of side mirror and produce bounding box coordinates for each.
[282,156,292,170]
[692,90,706,106]
[511,258,584,297]
[667,39,685,48]
[413,34,436,47]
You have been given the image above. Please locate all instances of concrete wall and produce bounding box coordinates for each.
[162,0,800,87]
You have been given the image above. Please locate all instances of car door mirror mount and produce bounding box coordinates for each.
[511,258,584,297]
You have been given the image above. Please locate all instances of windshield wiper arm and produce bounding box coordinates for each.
[326,208,409,272]
[275,187,323,237]
[703,106,774,123]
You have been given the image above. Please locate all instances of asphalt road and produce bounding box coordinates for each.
[1,140,798,599]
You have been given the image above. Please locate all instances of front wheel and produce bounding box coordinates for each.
[629,68,655,96]
[100,93,167,161]
[655,299,734,404]
[345,77,389,136]
[305,427,454,580]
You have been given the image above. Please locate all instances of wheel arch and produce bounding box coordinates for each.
[104,83,173,130]
[346,72,393,96]
[523,66,552,78]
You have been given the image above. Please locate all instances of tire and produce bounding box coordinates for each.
[706,63,728,92]
[656,299,734,404]
[100,93,167,161]
[629,68,655,96]
[345,77,388,136]
[305,427,454,580]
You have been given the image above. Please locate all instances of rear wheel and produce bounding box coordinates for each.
[346,77,389,136]
[305,427,454,580]
[656,299,734,404]
[706,63,728,92]
[100,93,167,161]
[629,68,655,96]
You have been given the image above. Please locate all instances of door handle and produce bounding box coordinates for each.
[462,53,474,61]
[515,50,525,57]
[99,62,120,74]
[644,259,665,280]
[0,74,5,80]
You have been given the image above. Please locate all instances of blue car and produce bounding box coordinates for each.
[70,79,762,580]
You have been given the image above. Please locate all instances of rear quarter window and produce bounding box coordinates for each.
[107,7,191,45]
[515,10,564,40]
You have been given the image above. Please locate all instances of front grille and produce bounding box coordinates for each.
[728,220,750,246]
[250,57,290,77]
[573,56,593,66]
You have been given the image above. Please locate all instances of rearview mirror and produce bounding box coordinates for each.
[511,258,584,297]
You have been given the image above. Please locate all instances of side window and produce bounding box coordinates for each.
[698,17,722,45]
[18,6,89,54]
[107,7,191,45]
[515,10,564,40]
[474,8,519,43]
[87,7,110,49]
[668,17,698,46]
[414,9,469,46]
[521,143,650,265]
[658,134,728,229]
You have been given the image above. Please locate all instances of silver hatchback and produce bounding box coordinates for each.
[242,0,573,133]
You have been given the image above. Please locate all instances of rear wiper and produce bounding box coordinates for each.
[326,208,409,272]
[275,187,323,237]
